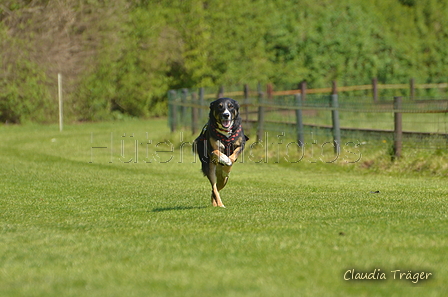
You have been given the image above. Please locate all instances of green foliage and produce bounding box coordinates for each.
[0,25,53,123]
[76,2,177,120]
[2,0,448,122]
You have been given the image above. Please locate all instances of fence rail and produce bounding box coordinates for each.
[168,80,448,158]
[199,79,448,100]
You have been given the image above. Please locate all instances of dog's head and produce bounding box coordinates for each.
[209,98,240,130]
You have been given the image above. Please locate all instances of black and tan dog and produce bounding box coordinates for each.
[193,98,248,208]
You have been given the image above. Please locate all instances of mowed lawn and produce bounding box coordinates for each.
[0,119,446,297]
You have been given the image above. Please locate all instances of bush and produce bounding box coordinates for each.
[0,54,52,123]
[2,0,448,122]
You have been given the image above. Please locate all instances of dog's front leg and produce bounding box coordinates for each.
[207,162,225,208]
[229,146,243,164]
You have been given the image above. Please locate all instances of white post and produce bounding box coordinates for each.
[58,73,63,132]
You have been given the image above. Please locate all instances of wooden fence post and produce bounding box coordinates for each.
[257,83,265,141]
[244,84,249,122]
[295,93,304,146]
[372,78,378,103]
[267,83,273,100]
[169,90,177,132]
[410,78,415,100]
[300,80,307,102]
[181,88,188,127]
[191,92,198,135]
[331,83,341,154]
[332,80,337,95]
[199,87,204,120]
[393,96,402,160]
[58,73,63,132]
[217,85,224,98]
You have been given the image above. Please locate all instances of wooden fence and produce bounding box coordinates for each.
[199,79,448,102]
[168,80,448,159]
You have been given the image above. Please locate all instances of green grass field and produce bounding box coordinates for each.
[1,119,446,297]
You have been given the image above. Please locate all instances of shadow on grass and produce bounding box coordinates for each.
[151,206,207,212]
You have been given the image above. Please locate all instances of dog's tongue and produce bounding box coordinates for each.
[222,120,231,128]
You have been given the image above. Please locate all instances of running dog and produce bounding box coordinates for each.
[193,98,248,208]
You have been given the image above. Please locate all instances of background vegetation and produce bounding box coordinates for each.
[1,0,448,122]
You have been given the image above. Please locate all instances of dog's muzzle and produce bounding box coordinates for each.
[221,111,232,128]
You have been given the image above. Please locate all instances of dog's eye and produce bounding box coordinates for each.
[219,103,223,109]
[228,103,233,108]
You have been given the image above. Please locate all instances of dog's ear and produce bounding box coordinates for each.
[230,99,240,120]
[209,100,219,121]
[232,99,240,111]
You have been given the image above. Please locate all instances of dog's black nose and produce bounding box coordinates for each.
[222,113,230,119]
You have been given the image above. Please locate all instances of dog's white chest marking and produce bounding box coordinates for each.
[216,128,232,138]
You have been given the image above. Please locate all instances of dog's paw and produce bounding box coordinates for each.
[217,154,232,166]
